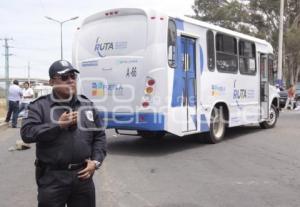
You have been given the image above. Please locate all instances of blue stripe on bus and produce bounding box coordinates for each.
[200,114,210,132]
[98,112,165,131]
[175,18,184,30]
[191,114,197,127]
[187,38,196,107]
[200,46,204,73]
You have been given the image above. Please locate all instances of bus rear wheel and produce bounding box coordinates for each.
[206,107,226,144]
[259,105,278,129]
[137,130,165,139]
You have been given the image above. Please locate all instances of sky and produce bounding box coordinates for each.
[0,0,194,80]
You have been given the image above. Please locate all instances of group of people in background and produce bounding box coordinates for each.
[5,80,34,128]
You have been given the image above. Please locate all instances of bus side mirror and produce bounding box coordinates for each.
[168,46,176,68]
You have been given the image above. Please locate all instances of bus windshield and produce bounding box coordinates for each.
[77,15,147,61]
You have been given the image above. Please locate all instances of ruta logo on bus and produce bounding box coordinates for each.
[233,89,255,100]
[94,37,128,57]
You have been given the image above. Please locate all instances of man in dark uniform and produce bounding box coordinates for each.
[21,60,107,207]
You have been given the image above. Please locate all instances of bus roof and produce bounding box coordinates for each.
[177,15,272,47]
[81,8,147,27]
[80,8,273,52]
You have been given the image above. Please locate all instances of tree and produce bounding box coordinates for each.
[248,0,280,47]
[193,0,280,45]
[285,13,300,85]
[192,0,252,33]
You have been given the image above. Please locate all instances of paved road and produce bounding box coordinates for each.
[0,111,300,207]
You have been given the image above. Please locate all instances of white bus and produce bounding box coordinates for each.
[73,8,280,143]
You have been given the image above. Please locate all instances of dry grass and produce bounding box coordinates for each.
[0,98,7,119]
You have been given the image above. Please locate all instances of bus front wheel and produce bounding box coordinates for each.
[206,107,226,144]
[137,130,165,139]
[259,105,278,129]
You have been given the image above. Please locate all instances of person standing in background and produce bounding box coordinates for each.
[19,81,34,117]
[284,84,296,110]
[5,80,23,128]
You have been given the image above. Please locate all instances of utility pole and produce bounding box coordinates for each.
[27,61,31,83]
[0,38,13,108]
[277,0,284,86]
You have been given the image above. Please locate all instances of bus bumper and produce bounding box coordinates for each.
[99,112,165,131]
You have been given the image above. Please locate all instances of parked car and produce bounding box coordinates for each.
[279,83,300,109]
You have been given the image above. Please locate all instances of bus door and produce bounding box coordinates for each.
[260,54,269,120]
[181,36,197,132]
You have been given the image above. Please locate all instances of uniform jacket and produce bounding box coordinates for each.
[20,94,107,165]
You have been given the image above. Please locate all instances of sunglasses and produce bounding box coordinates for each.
[54,73,77,81]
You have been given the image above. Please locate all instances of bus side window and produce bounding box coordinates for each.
[168,19,177,68]
[239,40,256,75]
[207,30,215,71]
[216,33,238,73]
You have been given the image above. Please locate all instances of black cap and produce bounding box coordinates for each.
[49,60,79,78]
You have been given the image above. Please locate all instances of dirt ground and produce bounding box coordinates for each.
[0,99,7,119]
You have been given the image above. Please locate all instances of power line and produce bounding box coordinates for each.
[13,46,50,51]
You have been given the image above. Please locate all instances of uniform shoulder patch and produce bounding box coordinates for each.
[85,110,94,121]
